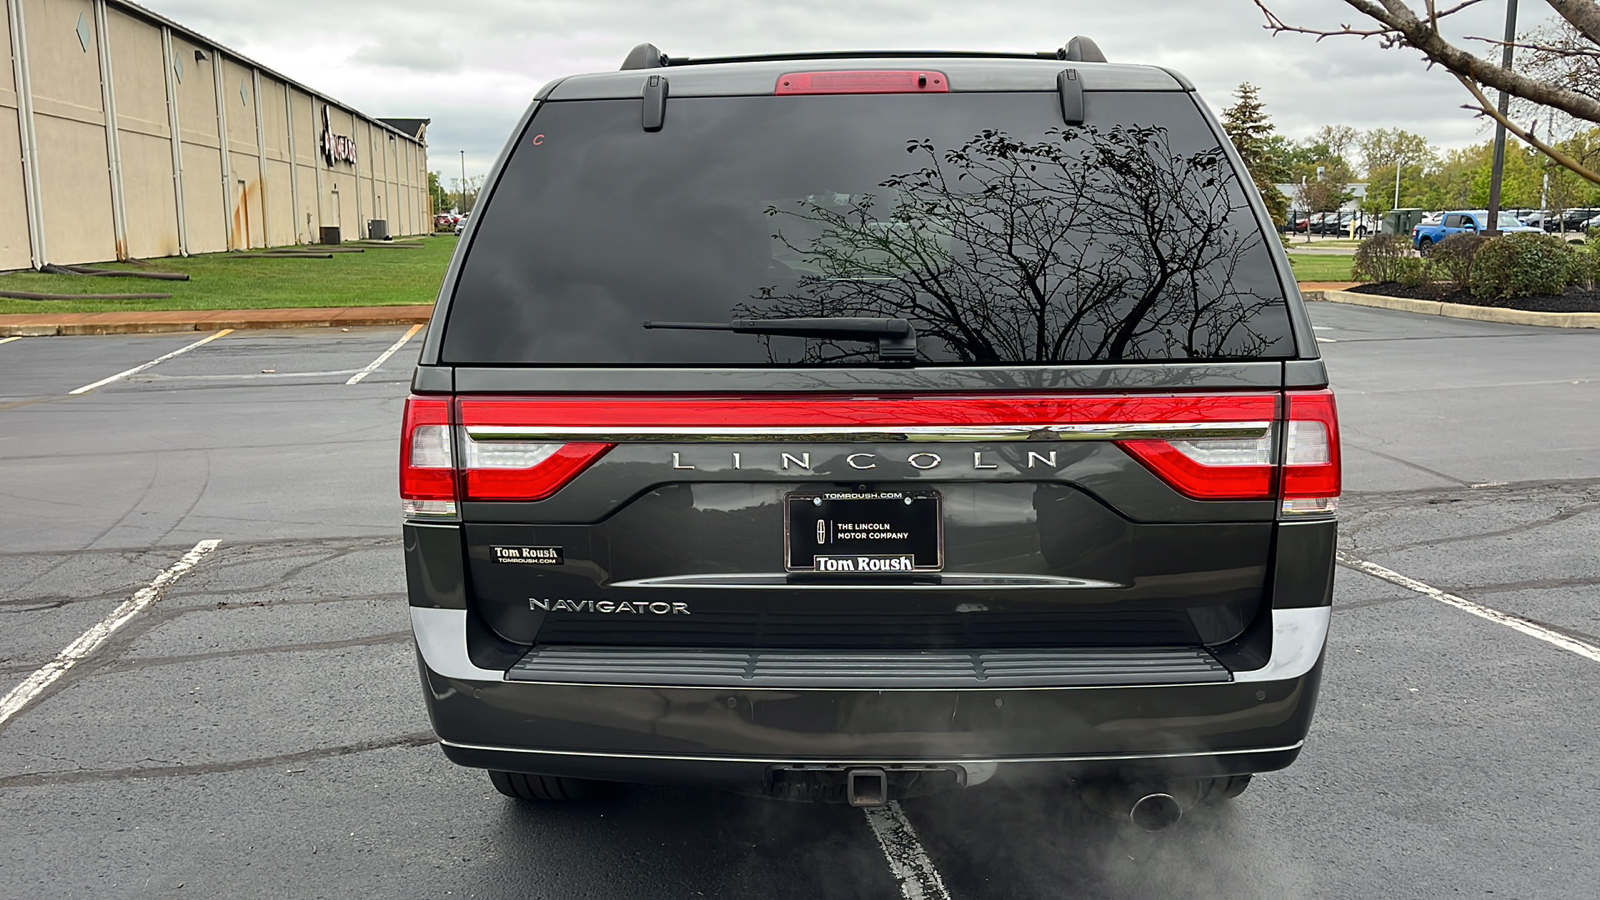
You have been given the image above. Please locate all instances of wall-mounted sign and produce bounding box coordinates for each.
[321,106,357,167]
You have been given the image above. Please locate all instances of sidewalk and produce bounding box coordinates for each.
[0,305,434,336]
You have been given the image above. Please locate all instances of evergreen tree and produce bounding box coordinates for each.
[1221,83,1290,226]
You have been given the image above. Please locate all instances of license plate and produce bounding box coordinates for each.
[785,490,942,573]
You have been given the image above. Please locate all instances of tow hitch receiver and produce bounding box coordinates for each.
[846,768,888,808]
[763,764,963,803]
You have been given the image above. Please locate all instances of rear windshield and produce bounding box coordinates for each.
[442,91,1294,366]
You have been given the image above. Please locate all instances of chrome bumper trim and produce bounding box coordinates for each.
[1233,605,1330,682]
[438,738,1305,767]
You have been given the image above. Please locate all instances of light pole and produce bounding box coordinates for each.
[459,150,466,214]
[1393,158,1403,210]
[1485,0,1519,236]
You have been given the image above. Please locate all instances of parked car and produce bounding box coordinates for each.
[1558,208,1600,232]
[453,212,470,235]
[1314,212,1369,238]
[1413,209,1540,253]
[402,39,1340,824]
[435,213,459,231]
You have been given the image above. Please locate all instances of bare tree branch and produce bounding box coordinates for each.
[1464,34,1600,59]
[1258,0,1600,185]
[1456,73,1600,186]
[1260,0,1600,121]
[1547,0,1600,46]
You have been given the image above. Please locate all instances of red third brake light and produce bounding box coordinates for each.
[776,70,949,95]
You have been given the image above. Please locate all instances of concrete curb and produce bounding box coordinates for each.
[0,305,434,336]
[1306,289,1600,329]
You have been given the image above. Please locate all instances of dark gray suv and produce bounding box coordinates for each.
[401,39,1339,827]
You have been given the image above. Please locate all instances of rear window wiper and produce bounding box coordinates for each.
[643,317,918,361]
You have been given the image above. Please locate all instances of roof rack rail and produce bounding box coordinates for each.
[621,43,667,70]
[619,38,1108,71]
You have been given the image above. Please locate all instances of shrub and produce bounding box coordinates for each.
[1571,241,1600,291]
[1429,233,1487,292]
[1469,233,1577,300]
[1392,256,1431,289]
[1351,234,1413,283]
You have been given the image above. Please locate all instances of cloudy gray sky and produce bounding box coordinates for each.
[139,0,1554,182]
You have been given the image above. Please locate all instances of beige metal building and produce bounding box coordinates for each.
[0,0,430,270]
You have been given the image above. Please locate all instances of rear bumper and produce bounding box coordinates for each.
[410,605,1327,786]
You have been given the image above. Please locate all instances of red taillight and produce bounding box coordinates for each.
[412,393,1336,510]
[401,395,457,518]
[456,394,1277,429]
[401,396,615,513]
[1115,390,1341,510]
[775,70,949,95]
[1114,396,1278,500]
[460,441,613,502]
[1116,438,1276,500]
[1280,389,1341,515]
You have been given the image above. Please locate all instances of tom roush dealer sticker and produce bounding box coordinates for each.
[491,546,564,565]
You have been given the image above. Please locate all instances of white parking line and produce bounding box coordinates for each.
[1316,337,1338,343]
[0,540,220,727]
[1339,553,1600,664]
[347,324,423,385]
[864,802,953,900]
[0,336,21,345]
[69,329,233,395]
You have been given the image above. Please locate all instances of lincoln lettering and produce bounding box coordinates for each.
[664,449,1061,471]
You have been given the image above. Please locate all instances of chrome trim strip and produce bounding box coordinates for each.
[439,738,1305,767]
[410,608,502,680]
[463,421,1272,444]
[1232,606,1331,682]
[608,573,1121,590]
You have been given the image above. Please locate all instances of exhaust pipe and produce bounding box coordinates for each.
[1129,792,1183,832]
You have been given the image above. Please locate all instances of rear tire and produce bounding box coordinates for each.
[1418,237,1434,256]
[489,769,611,801]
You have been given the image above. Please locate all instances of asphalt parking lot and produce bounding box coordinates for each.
[1,306,1597,899]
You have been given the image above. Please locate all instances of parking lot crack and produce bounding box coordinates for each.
[0,732,438,789]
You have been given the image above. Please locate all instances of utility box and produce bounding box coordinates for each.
[318,226,341,245]
[367,219,390,241]
[1383,208,1426,236]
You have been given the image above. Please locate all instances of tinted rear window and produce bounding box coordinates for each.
[443,91,1294,366]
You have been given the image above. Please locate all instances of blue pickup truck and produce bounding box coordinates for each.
[1413,210,1540,253]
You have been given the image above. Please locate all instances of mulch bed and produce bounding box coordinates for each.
[1348,282,1600,313]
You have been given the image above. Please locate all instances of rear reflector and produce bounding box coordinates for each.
[776,70,949,95]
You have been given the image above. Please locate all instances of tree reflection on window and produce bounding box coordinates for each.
[746,125,1282,363]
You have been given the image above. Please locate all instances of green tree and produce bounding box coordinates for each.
[427,171,449,215]
[1311,125,1359,169]
[1220,82,1290,225]
[1358,129,1437,179]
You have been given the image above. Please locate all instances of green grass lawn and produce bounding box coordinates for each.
[1286,253,1355,282]
[0,236,457,314]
